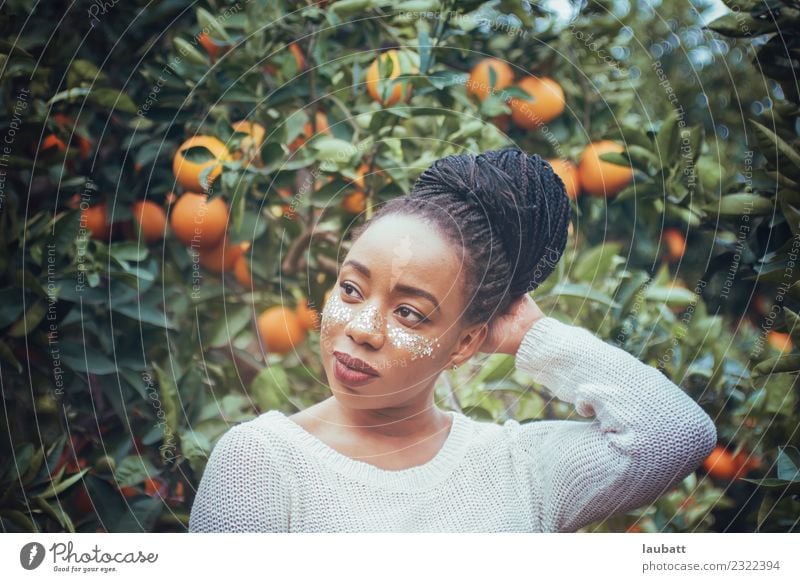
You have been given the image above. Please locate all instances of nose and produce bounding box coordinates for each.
[344,303,385,350]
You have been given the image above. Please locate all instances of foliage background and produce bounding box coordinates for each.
[1,0,798,532]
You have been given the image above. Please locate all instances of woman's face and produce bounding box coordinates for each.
[319,214,485,409]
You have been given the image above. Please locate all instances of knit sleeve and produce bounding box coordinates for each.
[188,423,291,533]
[508,315,717,532]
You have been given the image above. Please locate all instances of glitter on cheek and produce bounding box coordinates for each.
[387,324,442,362]
[321,291,441,362]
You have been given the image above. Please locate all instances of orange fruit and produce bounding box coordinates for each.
[263,42,306,75]
[66,193,82,209]
[289,42,306,71]
[144,477,167,497]
[52,114,91,159]
[340,162,374,213]
[119,485,138,498]
[366,49,418,106]
[753,293,771,317]
[296,298,320,331]
[702,445,740,480]
[199,239,249,274]
[546,158,580,199]
[233,255,253,286]
[42,134,67,153]
[289,110,331,152]
[509,76,565,129]
[131,200,167,243]
[626,524,642,533]
[342,191,366,214]
[467,58,514,101]
[578,140,633,198]
[767,330,793,353]
[731,450,758,479]
[278,203,299,220]
[663,228,686,263]
[82,203,109,240]
[257,306,307,355]
[172,135,230,192]
[169,192,229,248]
[231,120,266,166]
[232,120,265,151]
[198,33,231,60]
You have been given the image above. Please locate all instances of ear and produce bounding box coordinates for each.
[448,323,489,367]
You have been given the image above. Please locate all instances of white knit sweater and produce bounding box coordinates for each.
[188,316,717,533]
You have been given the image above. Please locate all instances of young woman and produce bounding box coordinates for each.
[188,148,717,533]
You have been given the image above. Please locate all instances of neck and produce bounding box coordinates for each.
[324,389,450,440]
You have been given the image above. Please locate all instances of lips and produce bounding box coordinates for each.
[333,351,379,376]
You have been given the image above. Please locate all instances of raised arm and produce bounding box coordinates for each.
[188,423,291,533]
[507,316,717,532]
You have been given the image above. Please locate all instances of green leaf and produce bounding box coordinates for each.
[546,282,620,308]
[110,294,176,330]
[34,496,75,533]
[250,365,290,411]
[644,285,698,307]
[7,300,47,338]
[207,304,252,348]
[599,152,632,168]
[708,193,774,216]
[0,341,22,374]
[59,342,118,374]
[51,210,83,257]
[749,119,800,171]
[751,354,800,377]
[331,0,385,16]
[705,12,776,36]
[655,110,679,168]
[68,59,106,86]
[311,135,358,164]
[196,7,230,41]
[88,88,137,114]
[776,446,800,481]
[109,241,149,262]
[2,509,37,532]
[476,354,516,384]
[572,242,621,282]
[180,429,211,477]
[174,37,208,66]
[36,468,89,499]
[112,456,159,487]
[153,362,179,454]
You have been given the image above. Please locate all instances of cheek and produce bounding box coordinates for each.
[320,292,443,364]
[320,293,352,352]
[386,325,442,363]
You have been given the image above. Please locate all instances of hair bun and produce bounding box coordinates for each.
[410,148,571,295]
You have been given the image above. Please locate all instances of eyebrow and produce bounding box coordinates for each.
[342,259,442,314]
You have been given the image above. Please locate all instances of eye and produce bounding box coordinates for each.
[340,282,428,326]
[397,306,428,325]
[340,281,361,298]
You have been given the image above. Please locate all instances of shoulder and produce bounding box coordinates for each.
[210,411,291,461]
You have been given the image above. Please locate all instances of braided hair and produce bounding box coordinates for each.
[349,148,572,328]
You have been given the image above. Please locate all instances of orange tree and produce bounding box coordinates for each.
[0,0,795,532]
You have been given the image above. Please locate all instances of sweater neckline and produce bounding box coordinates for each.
[263,409,472,491]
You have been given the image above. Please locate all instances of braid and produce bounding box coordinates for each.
[349,148,571,327]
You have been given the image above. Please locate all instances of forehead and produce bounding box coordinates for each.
[346,215,465,292]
